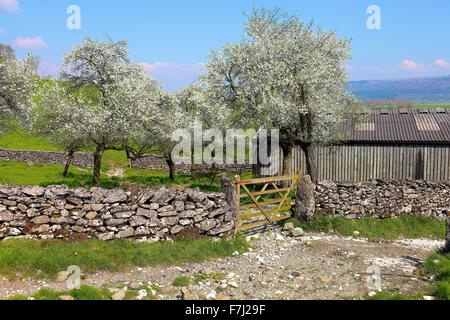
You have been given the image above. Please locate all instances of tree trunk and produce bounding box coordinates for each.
[92,146,104,187]
[166,154,176,182]
[300,143,318,184]
[63,149,75,178]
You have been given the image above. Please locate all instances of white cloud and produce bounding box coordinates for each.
[0,28,5,36]
[435,59,450,69]
[0,0,20,12]
[13,36,48,50]
[140,62,206,91]
[400,59,425,71]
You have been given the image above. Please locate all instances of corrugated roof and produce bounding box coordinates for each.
[344,108,450,144]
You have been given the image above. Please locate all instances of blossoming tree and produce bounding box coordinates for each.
[33,82,90,177]
[50,38,160,186]
[0,54,37,134]
[203,8,359,182]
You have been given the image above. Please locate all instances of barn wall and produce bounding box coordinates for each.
[260,144,450,182]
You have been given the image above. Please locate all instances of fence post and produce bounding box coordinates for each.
[221,175,239,234]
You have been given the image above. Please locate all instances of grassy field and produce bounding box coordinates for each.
[0,128,131,169]
[291,216,446,240]
[0,128,251,191]
[0,160,249,191]
[0,236,249,280]
[0,129,62,151]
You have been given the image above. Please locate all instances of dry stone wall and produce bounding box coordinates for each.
[315,179,450,220]
[0,149,251,174]
[0,185,235,241]
[0,149,93,168]
[131,156,252,174]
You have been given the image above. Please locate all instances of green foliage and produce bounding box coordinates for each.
[366,291,412,300]
[32,288,64,300]
[193,273,209,284]
[173,276,191,287]
[0,236,249,279]
[7,295,29,300]
[69,285,111,300]
[5,284,160,301]
[291,216,445,240]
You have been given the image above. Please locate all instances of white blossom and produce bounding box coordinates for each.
[0,55,37,133]
[202,8,360,179]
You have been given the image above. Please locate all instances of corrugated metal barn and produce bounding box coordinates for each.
[264,108,450,182]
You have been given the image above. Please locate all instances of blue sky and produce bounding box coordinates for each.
[1,0,449,91]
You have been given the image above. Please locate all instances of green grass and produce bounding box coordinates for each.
[70,285,111,300]
[7,285,111,301]
[0,161,105,188]
[0,236,249,279]
[172,276,191,287]
[6,284,159,301]
[424,253,450,300]
[291,216,445,240]
[0,128,62,151]
[0,160,250,191]
[366,291,414,300]
[0,128,139,171]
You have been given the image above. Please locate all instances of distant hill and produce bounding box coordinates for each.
[349,75,450,103]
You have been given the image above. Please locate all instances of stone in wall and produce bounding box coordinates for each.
[0,185,235,241]
[315,179,450,220]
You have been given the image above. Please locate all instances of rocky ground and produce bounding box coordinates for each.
[0,228,444,300]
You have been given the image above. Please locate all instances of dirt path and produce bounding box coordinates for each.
[0,231,443,300]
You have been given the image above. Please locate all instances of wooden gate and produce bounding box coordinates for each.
[235,172,301,232]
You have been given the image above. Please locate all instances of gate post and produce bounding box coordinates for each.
[221,175,239,234]
[295,175,316,222]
